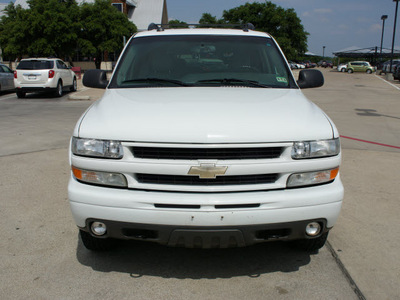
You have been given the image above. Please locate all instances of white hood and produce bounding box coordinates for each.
[76,87,334,143]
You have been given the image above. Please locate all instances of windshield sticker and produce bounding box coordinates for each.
[276,77,288,83]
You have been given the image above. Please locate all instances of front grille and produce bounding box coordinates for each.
[132,146,283,160]
[136,173,278,186]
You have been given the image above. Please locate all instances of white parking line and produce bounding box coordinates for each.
[375,74,400,91]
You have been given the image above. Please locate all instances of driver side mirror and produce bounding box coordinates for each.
[82,69,109,89]
[297,69,324,89]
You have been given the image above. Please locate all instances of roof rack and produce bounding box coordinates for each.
[147,23,255,32]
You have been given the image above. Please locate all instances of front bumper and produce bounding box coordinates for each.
[69,176,343,247]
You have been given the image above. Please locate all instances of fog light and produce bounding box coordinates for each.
[91,222,107,236]
[305,222,321,236]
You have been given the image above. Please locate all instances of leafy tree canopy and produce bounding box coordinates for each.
[168,19,188,28]
[199,1,308,59]
[0,3,28,57]
[79,0,137,68]
[0,0,137,66]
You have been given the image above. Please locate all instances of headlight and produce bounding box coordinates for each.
[71,137,123,159]
[291,138,340,159]
[287,167,339,187]
[72,166,127,187]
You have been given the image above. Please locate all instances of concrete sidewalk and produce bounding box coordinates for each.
[67,78,105,101]
[303,69,400,299]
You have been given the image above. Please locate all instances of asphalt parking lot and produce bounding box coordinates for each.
[0,68,399,299]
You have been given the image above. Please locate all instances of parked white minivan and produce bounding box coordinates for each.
[14,58,77,98]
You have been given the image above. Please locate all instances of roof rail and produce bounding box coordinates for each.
[147,23,255,32]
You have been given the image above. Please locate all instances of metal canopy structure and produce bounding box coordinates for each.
[333,46,400,58]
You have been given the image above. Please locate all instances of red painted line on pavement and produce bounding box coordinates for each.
[340,135,400,150]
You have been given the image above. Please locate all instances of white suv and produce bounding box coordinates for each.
[69,24,343,252]
[14,58,77,98]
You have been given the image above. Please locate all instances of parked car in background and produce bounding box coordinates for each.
[393,62,400,79]
[337,63,347,72]
[288,61,298,69]
[318,61,333,68]
[304,61,317,68]
[346,61,375,74]
[0,63,15,93]
[381,59,400,74]
[14,58,77,98]
[294,61,306,69]
[322,61,333,68]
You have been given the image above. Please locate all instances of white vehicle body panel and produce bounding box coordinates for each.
[76,88,336,143]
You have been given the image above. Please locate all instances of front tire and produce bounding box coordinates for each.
[347,69,353,74]
[366,69,372,74]
[79,230,116,251]
[293,232,329,252]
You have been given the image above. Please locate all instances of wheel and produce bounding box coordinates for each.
[79,229,116,251]
[347,69,353,74]
[293,232,329,251]
[16,91,26,98]
[366,69,372,74]
[341,68,346,72]
[55,81,63,97]
[70,78,77,92]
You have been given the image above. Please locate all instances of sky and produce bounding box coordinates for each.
[166,0,400,56]
[2,0,400,57]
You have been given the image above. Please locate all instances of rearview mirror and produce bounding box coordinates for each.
[297,69,324,89]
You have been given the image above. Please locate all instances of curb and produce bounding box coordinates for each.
[68,94,91,101]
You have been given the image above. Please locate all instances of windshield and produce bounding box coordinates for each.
[109,35,295,89]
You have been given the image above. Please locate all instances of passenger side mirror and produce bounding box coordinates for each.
[297,69,324,89]
[82,69,109,89]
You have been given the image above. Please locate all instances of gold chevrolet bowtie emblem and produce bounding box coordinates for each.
[188,164,228,179]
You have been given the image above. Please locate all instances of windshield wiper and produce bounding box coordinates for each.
[122,78,190,86]
[196,78,271,88]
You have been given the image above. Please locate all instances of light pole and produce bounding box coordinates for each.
[390,0,399,73]
[380,15,388,58]
[322,46,326,59]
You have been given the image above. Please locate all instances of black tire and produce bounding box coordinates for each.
[341,68,346,72]
[79,229,116,251]
[16,91,26,98]
[347,69,353,74]
[366,69,372,74]
[70,78,77,92]
[55,81,63,97]
[293,232,329,252]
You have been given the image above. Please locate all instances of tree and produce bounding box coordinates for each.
[199,13,223,25]
[0,3,29,59]
[79,0,137,69]
[168,19,188,28]
[220,1,308,59]
[26,0,81,58]
[0,0,81,59]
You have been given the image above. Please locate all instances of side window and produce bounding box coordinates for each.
[57,60,66,69]
[3,66,12,73]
